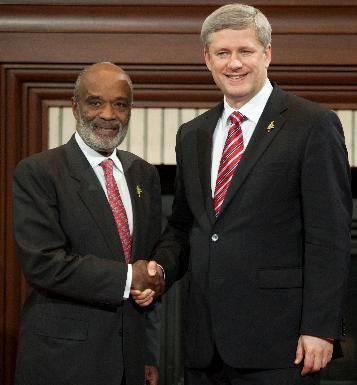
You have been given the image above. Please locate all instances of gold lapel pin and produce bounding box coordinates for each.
[266,121,275,132]
[136,185,143,198]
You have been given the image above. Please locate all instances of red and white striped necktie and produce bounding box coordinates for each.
[213,111,246,216]
[100,159,132,263]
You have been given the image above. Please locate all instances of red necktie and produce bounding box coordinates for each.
[100,159,132,264]
[214,111,246,216]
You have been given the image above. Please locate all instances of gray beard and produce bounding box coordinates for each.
[76,114,128,153]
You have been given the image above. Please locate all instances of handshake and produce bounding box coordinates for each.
[131,260,165,306]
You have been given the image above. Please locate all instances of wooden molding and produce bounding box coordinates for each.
[1,33,357,67]
[1,4,356,34]
[1,3,357,66]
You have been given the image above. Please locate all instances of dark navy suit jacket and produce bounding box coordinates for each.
[155,84,352,369]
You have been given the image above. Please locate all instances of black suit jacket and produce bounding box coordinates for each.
[155,84,352,369]
[13,136,161,385]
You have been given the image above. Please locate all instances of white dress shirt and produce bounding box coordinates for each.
[211,79,273,195]
[75,132,132,298]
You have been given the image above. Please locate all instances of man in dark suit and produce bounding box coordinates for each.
[13,62,164,385]
[132,3,352,384]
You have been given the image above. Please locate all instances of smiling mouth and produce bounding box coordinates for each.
[225,73,247,80]
[93,123,119,131]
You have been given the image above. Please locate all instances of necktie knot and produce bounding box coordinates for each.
[100,158,114,173]
[229,111,246,126]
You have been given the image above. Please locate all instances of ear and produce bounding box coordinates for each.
[71,97,80,121]
[204,49,212,72]
[264,44,272,69]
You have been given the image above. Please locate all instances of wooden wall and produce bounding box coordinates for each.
[1,1,357,384]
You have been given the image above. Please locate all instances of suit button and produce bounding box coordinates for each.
[118,329,123,337]
[211,234,219,242]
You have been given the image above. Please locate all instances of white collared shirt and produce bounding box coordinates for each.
[211,79,273,195]
[75,132,132,298]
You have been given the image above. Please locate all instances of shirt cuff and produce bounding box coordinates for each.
[156,263,165,280]
[123,264,132,299]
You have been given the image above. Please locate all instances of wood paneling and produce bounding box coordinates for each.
[1,4,357,34]
[1,2,357,384]
[2,32,357,67]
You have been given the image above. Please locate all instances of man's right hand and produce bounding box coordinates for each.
[131,260,165,306]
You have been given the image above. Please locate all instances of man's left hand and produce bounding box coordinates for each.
[144,365,159,385]
[295,335,334,375]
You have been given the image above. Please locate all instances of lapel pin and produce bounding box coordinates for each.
[266,121,275,132]
[136,185,143,198]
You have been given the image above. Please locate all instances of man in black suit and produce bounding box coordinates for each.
[13,62,164,385]
[133,3,352,384]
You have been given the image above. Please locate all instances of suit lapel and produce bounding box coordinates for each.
[65,136,125,260]
[218,85,288,215]
[197,102,224,223]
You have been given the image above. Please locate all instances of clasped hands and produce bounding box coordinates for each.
[131,260,165,306]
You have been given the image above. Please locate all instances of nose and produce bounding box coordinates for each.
[100,103,116,120]
[227,53,243,70]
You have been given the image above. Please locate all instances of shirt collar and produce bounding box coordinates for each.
[75,132,124,173]
[222,79,273,126]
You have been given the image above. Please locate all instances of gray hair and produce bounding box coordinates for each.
[201,4,272,49]
[73,62,133,102]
